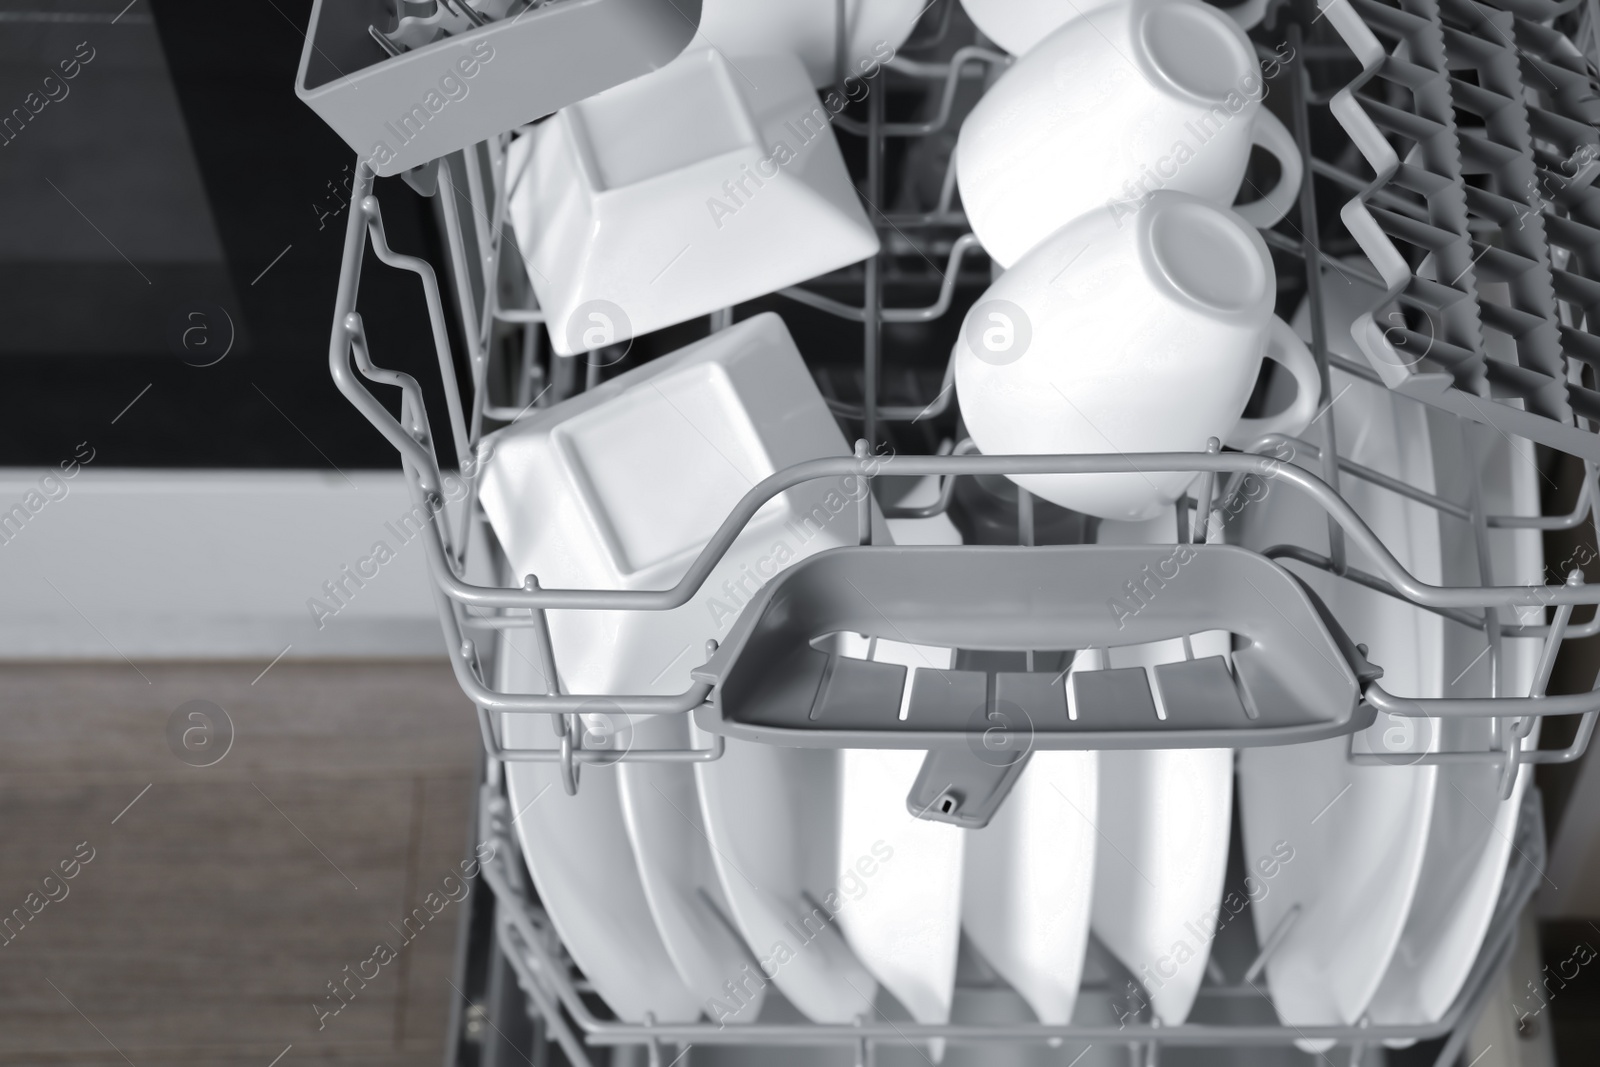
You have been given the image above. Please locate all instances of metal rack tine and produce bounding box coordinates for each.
[854,440,874,545]
[1243,903,1301,986]
[1500,568,1585,796]
[1191,437,1221,543]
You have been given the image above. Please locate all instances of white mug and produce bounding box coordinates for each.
[953,191,1321,521]
[956,0,1302,268]
[959,0,1269,56]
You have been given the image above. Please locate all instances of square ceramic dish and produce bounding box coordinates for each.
[506,45,880,356]
[478,311,886,695]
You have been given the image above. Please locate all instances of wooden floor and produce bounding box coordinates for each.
[0,660,480,1067]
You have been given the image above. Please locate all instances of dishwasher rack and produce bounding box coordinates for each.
[470,777,1546,1065]
[314,0,1600,1059]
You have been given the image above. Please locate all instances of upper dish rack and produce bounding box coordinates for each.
[323,18,1600,776]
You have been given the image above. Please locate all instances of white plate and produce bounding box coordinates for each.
[1091,744,1231,1024]
[1078,514,1232,1025]
[1368,406,1544,1031]
[834,638,965,1035]
[1238,267,1444,1041]
[963,749,1098,1025]
[480,314,882,1023]
[838,744,964,1032]
[617,714,764,1025]
[497,634,702,1022]
[699,0,925,87]
[507,46,878,356]
[696,739,879,1022]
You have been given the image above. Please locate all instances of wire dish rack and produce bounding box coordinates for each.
[314,0,1600,1059]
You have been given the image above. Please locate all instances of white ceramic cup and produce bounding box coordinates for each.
[956,0,1302,268]
[953,191,1321,521]
[960,0,1269,56]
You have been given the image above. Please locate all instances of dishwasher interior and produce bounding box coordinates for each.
[300,0,1600,1062]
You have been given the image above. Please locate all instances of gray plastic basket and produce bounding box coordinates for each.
[691,544,1377,751]
[294,0,701,176]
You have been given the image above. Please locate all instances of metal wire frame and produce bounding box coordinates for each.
[322,8,1600,734]
[1263,12,1600,786]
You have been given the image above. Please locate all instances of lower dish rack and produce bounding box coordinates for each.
[469,776,1548,1064]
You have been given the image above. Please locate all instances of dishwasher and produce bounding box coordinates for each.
[297,0,1600,1062]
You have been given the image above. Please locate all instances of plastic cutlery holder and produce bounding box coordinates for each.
[295,0,701,176]
[692,544,1377,750]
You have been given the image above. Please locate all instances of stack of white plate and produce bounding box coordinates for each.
[1236,263,1542,1047]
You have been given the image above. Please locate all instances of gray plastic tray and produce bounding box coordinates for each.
[691,545,1378,750]
[294,0,701,176]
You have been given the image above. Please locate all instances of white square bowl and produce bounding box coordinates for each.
[479,311,885,696]
[507,47,880,356]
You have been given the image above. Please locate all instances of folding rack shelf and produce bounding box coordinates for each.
[310,0,1600,1060]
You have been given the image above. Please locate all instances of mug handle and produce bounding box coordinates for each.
[1226,317,1322,448]
[1232,111,1304,230]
